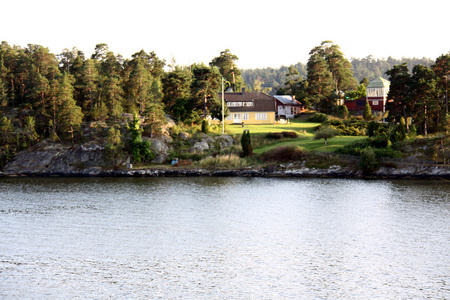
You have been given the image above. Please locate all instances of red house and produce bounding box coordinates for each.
[345,77,390,113]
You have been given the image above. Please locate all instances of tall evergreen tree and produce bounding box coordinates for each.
[386,63,412,133]
[191,64,221,117]
[210,49,244,92]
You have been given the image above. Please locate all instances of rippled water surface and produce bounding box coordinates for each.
[1,177,449,299]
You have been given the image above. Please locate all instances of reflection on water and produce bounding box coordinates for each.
[1,177,449,299]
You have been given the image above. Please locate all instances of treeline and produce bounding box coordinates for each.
[241,56,434,94]
[0,43,244,164]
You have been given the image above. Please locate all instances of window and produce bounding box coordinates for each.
[242,113,249,120]
[372,101,379,105]
[226,114,232,120]
[243,102,254,107]
[256,113,267,120]
[227,102,242,107]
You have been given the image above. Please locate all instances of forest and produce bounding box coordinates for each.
[0,40,449,168]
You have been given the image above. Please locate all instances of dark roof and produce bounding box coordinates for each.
[220,91,276,112]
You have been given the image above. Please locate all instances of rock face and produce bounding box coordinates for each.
[188,134,234,153]
[2,139,106,176]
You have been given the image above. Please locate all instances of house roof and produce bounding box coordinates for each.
[367,77,390,89]
[221,91,276,112]
[273,95,301,106]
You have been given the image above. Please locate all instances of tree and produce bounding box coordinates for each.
[104,126,124,167]
[191,63,221,117]
[363,100,372,121]
[99,76,123,122]
[386,63,412,132]
[314,126,339,145]
[241,130,253,157]
[360,147,379,174]
[162,66,192,108]
[210,49,243,92]
[127,112,154,164]
[209,97,230,122]
[410,65,438,135]
[432,54,450,114]
[52,73,84,140]
[307,52,333,112]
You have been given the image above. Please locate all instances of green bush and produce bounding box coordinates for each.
[260,146,306,162]
[360,147,379,173]
[241,130,253,157]
[307,113,328,123]
[201,120,210,134]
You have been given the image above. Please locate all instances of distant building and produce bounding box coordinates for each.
[217,88,276,124]
[273,95,304,119]
[345,77,390,113]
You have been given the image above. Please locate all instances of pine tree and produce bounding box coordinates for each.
[363,100,372,121]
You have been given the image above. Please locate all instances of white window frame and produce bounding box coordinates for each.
[256,113,267,120]
[242,113,249,120]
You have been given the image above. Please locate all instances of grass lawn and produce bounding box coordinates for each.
[225,118,365,154]
[226,118,319,135]
[253,135,365,154]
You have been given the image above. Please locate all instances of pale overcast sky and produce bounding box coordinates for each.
[2,0,449,69]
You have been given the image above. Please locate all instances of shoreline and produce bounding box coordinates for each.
[2,164,450,180]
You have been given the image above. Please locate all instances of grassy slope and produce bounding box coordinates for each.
[227,118,365,154]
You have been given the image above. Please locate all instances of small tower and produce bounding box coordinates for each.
[366,77,390,113]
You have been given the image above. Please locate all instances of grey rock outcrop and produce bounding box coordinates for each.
[3,139,106,175]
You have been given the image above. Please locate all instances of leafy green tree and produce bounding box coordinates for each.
[210,49,244,92]
[169,97,200,124]
[363,100,372,121]
[314,126,339,145]
[201,119,209,134]
[78,59,100,119]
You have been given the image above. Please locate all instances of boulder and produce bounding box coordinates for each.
[214,135,234,149]
[147,138,169,164]
[179,132,190,140]
[190,141,210,153]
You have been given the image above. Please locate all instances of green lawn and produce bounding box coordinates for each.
[253,135,365,154]
[226,118,365,154]
[226,118,319,135]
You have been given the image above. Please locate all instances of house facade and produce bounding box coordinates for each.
[345,76,390,113]
[220,89,276,124]
[366,76,390,112]
[273,95,303,119]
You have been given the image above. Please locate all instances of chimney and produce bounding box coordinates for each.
[241,87,245,94]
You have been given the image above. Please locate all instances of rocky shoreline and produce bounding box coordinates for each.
[2,137,450,180]
[2,164,450,179]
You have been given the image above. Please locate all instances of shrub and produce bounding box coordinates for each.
[307,113,328,123]
[266,132,283,139]
[260,146,306,162]
[360,147,379,173]
[198,154,247,168]
[201,120,210,134]
[282,131,298,138]
[241,130,253,157]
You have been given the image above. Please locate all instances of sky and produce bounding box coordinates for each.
[2,0,449,69]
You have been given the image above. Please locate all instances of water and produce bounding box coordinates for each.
[0,177,449,299]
